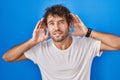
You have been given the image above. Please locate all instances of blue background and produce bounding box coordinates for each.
[0,0,120,80]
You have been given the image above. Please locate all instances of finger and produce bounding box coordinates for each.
[70,13,75,19]
[33,18,43,32]
[41,18,47,29]
[38,18,44,29]
[39,28,45,33]
[69,31,76,35]
[70,13,76,23]
[70,13,79,23]
[75,15,81,22]
[76,15,82,23]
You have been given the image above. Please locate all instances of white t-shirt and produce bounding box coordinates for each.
[24,36,102,80]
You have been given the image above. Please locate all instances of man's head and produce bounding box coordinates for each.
[43,4,72,42]
[43,4,72,26]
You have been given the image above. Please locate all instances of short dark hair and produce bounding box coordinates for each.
[43,4,72,26]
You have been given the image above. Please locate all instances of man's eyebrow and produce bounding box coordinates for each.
[59,20,65,22]
[47,19,65,24]
[47,20,54,24]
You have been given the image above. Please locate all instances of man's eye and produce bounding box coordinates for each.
[59,21,64,24]
[48,23,54,26]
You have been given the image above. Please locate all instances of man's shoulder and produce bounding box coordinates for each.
[72,36,100,43]
[39,38,52,47]
[31,39,52,50]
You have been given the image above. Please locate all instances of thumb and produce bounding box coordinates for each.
[69,32,76,36]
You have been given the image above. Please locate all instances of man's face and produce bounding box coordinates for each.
[47,15,71,42]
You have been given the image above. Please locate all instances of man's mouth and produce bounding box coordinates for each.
[53,31,63,35]
[54,33,61,36]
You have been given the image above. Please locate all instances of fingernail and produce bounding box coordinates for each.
[41,18,44,21]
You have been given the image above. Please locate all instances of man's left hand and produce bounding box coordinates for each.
[69,13,88,37]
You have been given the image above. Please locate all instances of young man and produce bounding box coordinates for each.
[2,4,120,80]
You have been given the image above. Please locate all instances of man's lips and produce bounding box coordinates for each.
[53,31,63,35]
[54,33,61,36]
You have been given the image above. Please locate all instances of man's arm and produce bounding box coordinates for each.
[2,18,48,62]
[91,31,120,50]
[70,13,120,51]
[2,39,36,62]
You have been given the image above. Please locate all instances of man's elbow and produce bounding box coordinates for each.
[2,54,15,62]
[113,45,120,50]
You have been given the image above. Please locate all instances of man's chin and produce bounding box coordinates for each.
[52,38,63,42]
[52,37,65,42]
[50,34,68,42]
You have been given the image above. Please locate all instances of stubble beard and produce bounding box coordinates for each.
[50,30,69,42]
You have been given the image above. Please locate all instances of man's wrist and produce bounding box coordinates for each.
[85,28,92,37]
[29,39,38,46]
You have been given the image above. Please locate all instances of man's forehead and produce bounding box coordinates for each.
[47,15,65,22]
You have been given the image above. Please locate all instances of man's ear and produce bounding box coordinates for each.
[45,27,49,36]
[45,26,50,35]
[69,22,72,30]
[46,26,48,29]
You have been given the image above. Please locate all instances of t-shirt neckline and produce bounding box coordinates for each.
[51,37,74,53]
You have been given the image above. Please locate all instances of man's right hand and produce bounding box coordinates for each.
[31,18,48,45]
[2,18,49,62]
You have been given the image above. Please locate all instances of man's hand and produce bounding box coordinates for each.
[31,18,48,44]
[69,13,88,36]
[2,18,49,62]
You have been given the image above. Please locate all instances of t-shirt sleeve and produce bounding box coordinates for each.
[93,39,103,56]
[24,44,40,64]
[86,37,103,57]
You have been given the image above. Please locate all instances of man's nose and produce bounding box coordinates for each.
[54,23,60,30]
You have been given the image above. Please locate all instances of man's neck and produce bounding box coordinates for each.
[53,36,72,50]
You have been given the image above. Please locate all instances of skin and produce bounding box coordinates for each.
[2,13,120,62]
[47,14,72,50]
[70,14,120,51]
